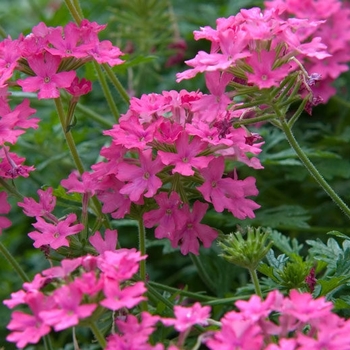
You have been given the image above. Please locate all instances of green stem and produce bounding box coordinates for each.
[74,101,113,129]
[138,218,148,312]
[148,281,215,301]
[146,282,175,310]
[43,335,54,350]
[54,98,85,175]
[233,113,278,127]
[0,178,23,200]
[190,254,217,295]
[204,294,251,306]
[93,61,120,122]
[0,241,30,283]
[102,63,130,105]
[280,119,350,220]
[249,268,263,298]
[64,0,82,24]
[89,321,106,348]
[0,25,7,38]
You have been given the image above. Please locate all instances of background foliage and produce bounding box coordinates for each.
[1,0,350,348]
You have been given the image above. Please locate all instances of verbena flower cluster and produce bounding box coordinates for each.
[264,0,350,102]
[1,0,350,349]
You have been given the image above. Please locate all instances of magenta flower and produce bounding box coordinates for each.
[161,302,211,332]
[171,201,218,255]
[39,284,97,331]
[6,291,52,349]
[17,52,76,99]
[61,170,97,196]
[89,229,118,254]
[18,187,56,219]
[143,191,187,240]
[246,50,291,89]
[158,131,213,176]
[46,22,94,59]
[100,280,146,311]
[28,213,83,249]
[282,289,333,323]
[116,149,163,202]
[98,249,146,281]
[106,312,162,350]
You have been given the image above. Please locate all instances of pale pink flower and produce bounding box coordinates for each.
[161,302,211,332]
[0,191,11,234]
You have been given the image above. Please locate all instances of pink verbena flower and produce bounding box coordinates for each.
[116,149,163,202]
[197,156,260,219]
[100,280,146,311]
[6,291,52,349]
[39,283,97,331]
[17,187,56,219]
[106,312,163,350]
[89,229,118,254]
[158,131,213,176]
[161,302,211,332]
[143,191,187,240]
[28,213,83,249]
[170,201,218,255]
[17,52,76,99]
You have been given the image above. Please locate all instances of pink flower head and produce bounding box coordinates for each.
[116,149,163,202]
[143,191,187,240]
[171,201,218,255]
[0,148,35,179]
[6,291,52,348]
[46,22,94,59]
[17,52,76,99]
[162,302,211,332]
[28,213,83,249]
[282,289,333,323]
[89,229,118,254]
[18,187,56,219]
[106,312,162,350]
[100,279,146,311]
[39,283,97,331]
[61,170,97,196]
[65,76,92,98]
[158,131,213,176]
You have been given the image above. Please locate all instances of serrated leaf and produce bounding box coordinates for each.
[254,205,311,229]
[265,249,288,271]
[269,230,303,255]
[335,248,350,276]
[307,238,343,273]
[327,231,350,241]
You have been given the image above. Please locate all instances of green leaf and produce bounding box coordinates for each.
[316,276,350,297]
[254,205,311,229]
[269,230,303,255]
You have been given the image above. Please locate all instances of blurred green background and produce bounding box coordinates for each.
[1,0,350,348]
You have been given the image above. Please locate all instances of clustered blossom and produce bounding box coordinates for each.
[4,229,147,349]
[204,290,350,350]
[265,0,350,102]
[81,88,263,255]
[18,187,84,249]
[176,6,331,102]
